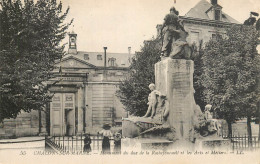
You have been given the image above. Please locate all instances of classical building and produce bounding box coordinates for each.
[156,0,240,46]
[0,31,133,138]
[46,31,133,136]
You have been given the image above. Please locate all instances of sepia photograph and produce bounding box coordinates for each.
[0,0,260,164]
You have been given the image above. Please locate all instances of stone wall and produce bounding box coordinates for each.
[0,110,46,138]
[183,22,226,46]
[85,83,126,133]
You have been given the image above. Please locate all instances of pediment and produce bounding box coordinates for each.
[55,56,96,68]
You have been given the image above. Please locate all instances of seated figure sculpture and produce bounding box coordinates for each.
[195,104,222,137]
[204,104,213,120]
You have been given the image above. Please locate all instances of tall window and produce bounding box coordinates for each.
[108,57,116,67]
[84,54,89,60]
[97,54,102,60]
[215,9,221,20]
[190,31,200,46]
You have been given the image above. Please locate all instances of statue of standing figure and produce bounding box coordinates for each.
[161,7,193,60]
[143,83,159,118]
[143,83,169,122]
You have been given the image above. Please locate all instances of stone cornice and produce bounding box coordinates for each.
[179,16,241,28]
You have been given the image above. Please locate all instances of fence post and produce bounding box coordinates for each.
[58,137,60,147]
[234,136,236,151]
[97,134,100,152]
[63,136,64,149]
[241,135,243,149]
[81,134,82,152]
[68,136,69,153]
[254,137,256,151]
[72,136,74,153]
[76,135,78,152]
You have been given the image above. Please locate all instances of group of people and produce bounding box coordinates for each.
[83,123,121,154]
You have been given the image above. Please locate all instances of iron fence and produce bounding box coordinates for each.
[222,135,260,151]
[45,134,260,153]
[45,134,115,154]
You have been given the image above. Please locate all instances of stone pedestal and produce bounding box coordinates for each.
[155,59,195,142]
[122,138,173,151]
[197,138,231,151]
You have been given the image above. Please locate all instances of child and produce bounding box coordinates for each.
[83,133,91,154]
[114,132,121,153]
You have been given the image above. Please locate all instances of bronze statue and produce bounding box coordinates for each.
[161,7,193,60]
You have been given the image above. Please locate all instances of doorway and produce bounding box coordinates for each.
[50,93,75,136]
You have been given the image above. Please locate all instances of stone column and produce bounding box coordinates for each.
[85,85,93,133]
[77,86,84,134]
[155,58,194,142]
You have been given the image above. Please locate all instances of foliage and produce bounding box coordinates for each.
[193,40,207,111]
[200,25,260,125]
[0,0,72,121]
[116,39,161,116]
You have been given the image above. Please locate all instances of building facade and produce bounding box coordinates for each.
[46,31,133,135]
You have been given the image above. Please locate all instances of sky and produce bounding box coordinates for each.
[61,0,260,53]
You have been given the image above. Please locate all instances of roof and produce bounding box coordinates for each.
[62,51,133,68]
[185,0,240,24]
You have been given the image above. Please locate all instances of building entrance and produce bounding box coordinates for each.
[50,93,75,136]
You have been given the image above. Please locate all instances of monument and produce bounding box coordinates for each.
[122,7,230,150]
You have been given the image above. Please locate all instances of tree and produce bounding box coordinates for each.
[243,11,260,142]
[0,0,72,121]
[116,39,161,116]
[193,40,207,111]
[200,25,260,140]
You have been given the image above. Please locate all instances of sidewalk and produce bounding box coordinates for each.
[0,136,45,151]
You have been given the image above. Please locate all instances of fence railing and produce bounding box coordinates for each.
[222,135,260,151]
[45,134,115,154]
[45,134,260,153]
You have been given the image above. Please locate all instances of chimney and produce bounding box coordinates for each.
[128,47,131,54]
[211,0,217,5]
[104,47,107,68]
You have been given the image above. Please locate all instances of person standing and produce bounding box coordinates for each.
[83,133,92,154]
[99,123,113,154]
[113,132,121,153]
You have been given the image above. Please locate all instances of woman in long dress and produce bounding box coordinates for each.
[99,123,113,154]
